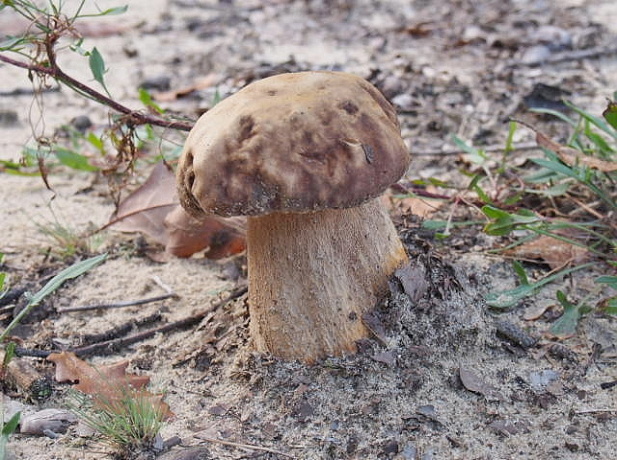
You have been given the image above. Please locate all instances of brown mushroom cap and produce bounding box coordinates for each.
[177,71,410,217]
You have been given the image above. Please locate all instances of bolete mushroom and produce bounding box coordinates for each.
[177,71,411,362]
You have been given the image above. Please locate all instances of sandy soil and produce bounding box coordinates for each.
[1,1,616,459]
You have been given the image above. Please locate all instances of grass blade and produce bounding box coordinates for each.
[0,253,107,341]
[485,263,594,309]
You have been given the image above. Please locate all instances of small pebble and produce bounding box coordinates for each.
[391,93,414,111]
[532,25,572,49]
[139,75,171,91]
[157,447,210,460]
[0,109,19,127]
[71,115,92,132]
[528,369,560,392]
[520,45,552,65]
[382,439,399,455]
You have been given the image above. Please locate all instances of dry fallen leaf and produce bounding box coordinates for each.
[385,186,445,218]
[488,418,531,436]
[47,351,172,418]
[164,206,246,259]
[108,161,246,258]
[109,161,177,245]
[459,366,506,402]
[393,261,429,303]
[504,234,589,270]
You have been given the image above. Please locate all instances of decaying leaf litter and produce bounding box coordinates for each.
[1,0,616,458]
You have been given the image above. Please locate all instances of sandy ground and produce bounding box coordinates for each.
[1,1,616,459]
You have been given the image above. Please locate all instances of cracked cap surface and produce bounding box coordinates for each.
[177,71,411,217]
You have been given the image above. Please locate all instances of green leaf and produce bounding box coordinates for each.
[88,47,110,95]
[531,157,577,178]
[86,133,105,152]
[1,411,20,437]
[452,135,483,157]
[524,182,571,197]
[567,101,617,139]
[473,183,492,205]
[485,263,593,309]
[530,107,577,126]
[138,88,164,115]
[0,411,20,460]
[549,291,583,338]
[481,205,510,220]
[411,177,452,188]
[29,253,107,307]
[596,275,617,290]
[524,167,561,184]
[485,283,538,309]
[0,35,27,52]
[211,87,222,106]
[601,297,617,315]
[505,121,517,153]
[481,206,539,236]
[511,260,529,285]
[78,5,129,18]
[99,5,128,15]
[2,342,16,366]
[602,101,617,131]
[55,148,98,171]
[0,254,107,341]
[422,220,447,230]
[585,128,613,155]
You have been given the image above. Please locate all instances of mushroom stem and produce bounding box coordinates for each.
[247,197,408,362]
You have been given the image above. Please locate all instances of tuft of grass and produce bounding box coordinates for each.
[455,98,616,331]
[36,220,94,259]
[68,389,166,459]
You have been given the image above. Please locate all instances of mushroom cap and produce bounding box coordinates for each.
[177,71,411,217]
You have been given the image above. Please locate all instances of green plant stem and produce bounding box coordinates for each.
[0,52,194,132]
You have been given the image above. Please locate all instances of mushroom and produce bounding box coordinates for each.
[177,71,411,362]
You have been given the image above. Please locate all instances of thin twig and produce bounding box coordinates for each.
[413,141,538,157]
[94,203,176,235]
[57,276,178,313]
[573,408,617,415]
[69,286,247,357]
[506,45,617,68]
[194,433,299,459]
[14,347,53,358]
[14,286,247,359]
[81,313,163,345]
[57,293,176,313]
[150,275,175,295]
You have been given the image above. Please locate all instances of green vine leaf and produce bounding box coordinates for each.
[88,47,110,96]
